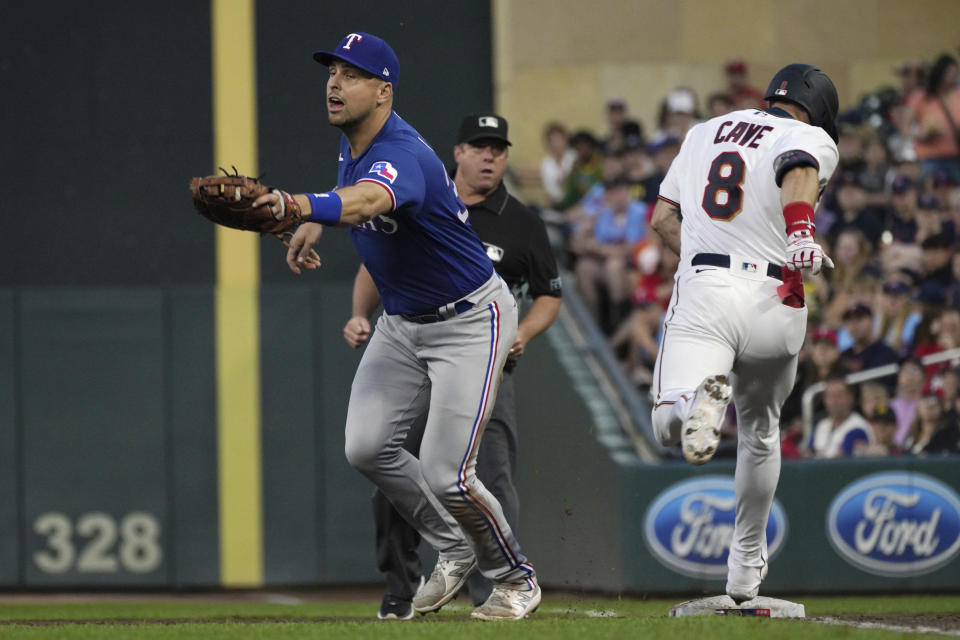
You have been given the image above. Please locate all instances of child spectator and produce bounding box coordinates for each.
[858,406,904,456]
[809,378,873,458]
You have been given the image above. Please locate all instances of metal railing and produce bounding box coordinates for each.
[800,347,960,444]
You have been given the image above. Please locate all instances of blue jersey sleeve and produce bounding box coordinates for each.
[354,151,426,212]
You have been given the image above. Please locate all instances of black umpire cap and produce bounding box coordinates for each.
[459,113,511,146]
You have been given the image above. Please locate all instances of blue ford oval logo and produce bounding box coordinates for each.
[644,476,787,578]
[827,472,960,577]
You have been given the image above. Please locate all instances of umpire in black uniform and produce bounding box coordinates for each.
[342,113,562,619]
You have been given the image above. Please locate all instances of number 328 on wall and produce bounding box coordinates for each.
[33,512,162,574]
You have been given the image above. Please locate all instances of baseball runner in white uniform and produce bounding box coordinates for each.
[649,64,840,603]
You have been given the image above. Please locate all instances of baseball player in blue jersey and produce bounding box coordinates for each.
[253,32,540,620]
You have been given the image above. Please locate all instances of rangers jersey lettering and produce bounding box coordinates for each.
[340,111,493,315]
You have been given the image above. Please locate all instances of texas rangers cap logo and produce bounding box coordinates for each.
[342,33,363,50]
[369,161,398,183]
[775,80,788,96]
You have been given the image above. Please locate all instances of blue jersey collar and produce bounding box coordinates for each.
[344,110,401,164]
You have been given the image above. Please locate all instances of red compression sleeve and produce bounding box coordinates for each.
[783,201,815,235]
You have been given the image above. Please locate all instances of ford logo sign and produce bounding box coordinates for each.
[827,472,960,577]
[644,476,788,578]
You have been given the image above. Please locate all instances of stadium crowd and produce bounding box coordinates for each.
[519,54,960,460]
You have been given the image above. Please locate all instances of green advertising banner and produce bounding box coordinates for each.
[622,458,960,595]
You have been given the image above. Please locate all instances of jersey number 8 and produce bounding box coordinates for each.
[702,151,745,221]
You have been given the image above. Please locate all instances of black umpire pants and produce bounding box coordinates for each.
[372,371,519,606]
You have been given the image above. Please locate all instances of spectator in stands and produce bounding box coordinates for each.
[706,91,734,118]
[566,152,627,241]
[945,250,960,308]
[722,58,764,110]
[655,88,700,140]
[904,53,960,185]
[782,328,849,425]
[944,176,960,224]
[876,279,921,356]
[915,192,940,236]
[539,122,576,210]
[938,367,960,425]
[642,134,680,205]
[858,135,896,207]
[913,308,960,377]
[919,233,954,289]
[622,143,657,204]
[859,381,891,424]
[808,377,873,458]
[858,406,903,457]
[932,171,960,214]
[835,123,867,174]
[820,231,877,331]
[610,237,679,388]
[896,59,927,99]
[825,171,884,248]
[890,60,927,162]
[573,175,647,333]
[603,98,643,153]
[557,130,603,211]
[839,301,899,387]
[888,175,920,243]
[905,392,950,455]
[889,358,926,446]
[829,228,874,292]
[924,408,960,455]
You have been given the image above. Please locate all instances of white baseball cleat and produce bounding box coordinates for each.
[681,374,732,465]
[413,554,477,614]
[726,561,769,604]
[471,578,541,620]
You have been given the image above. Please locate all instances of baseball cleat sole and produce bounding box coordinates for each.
[681,375,732,465]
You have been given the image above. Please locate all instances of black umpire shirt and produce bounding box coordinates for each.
[464,181,562,303]
[464,180,561,374]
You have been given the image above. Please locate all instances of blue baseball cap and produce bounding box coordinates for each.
[313,32,399,87]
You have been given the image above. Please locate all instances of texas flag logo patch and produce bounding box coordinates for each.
[369,161,398,183]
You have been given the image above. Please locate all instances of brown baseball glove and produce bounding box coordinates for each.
[189,168,303,237]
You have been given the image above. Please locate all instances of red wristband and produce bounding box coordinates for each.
[783,201,815,235]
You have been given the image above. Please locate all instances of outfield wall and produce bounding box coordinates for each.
[2,287,959,594]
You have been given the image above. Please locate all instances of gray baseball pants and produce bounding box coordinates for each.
[344,274,534,584]
[372,371,519,604]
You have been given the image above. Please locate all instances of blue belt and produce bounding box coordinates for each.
[401,299,475,324]
[692,253,784,281]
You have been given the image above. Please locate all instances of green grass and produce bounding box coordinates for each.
[0,594,956,639]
